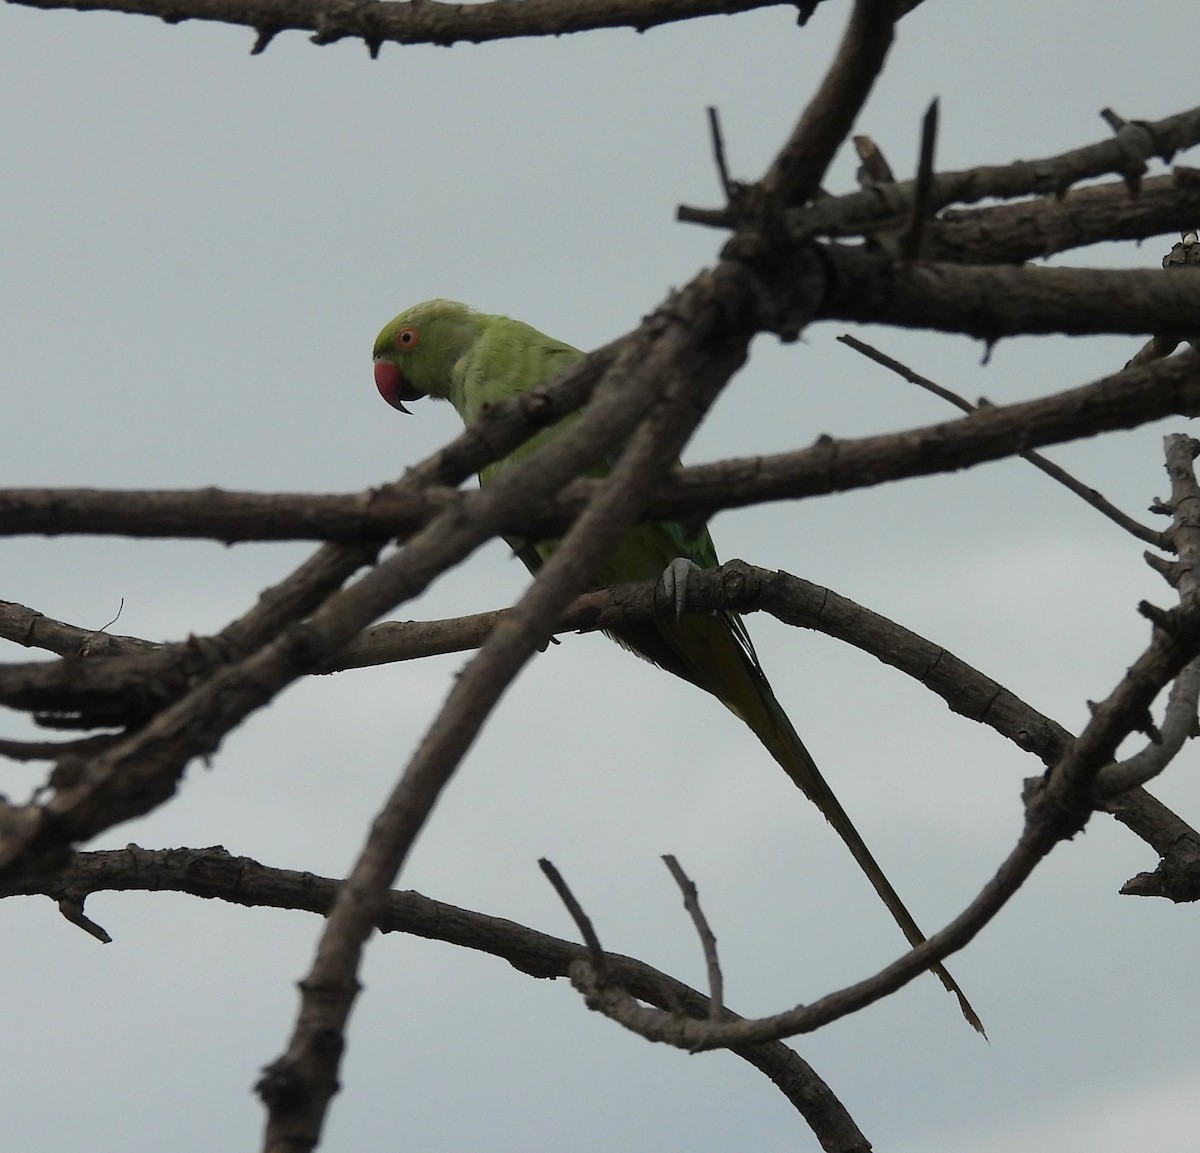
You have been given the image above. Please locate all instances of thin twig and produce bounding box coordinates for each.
[93,599,125,636]
[0,735,122,762]
[538,859,609,980]
[837,333,1168,547]
[56,895,112,943]
[707,106,736,204]
[851,134,895,185]
[900,97,938,259]
[662,855,723,1018]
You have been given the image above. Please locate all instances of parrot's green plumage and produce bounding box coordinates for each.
[373,299,982,1033]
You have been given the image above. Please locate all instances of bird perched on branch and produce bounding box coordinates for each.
[372,298,982,1033]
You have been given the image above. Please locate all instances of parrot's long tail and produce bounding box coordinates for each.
[606,598,984,1033]
[738,663,986,1036]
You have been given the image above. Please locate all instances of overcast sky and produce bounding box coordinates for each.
[3,2,1199,1151]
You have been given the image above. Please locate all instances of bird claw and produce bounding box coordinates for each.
[659,557,702,619]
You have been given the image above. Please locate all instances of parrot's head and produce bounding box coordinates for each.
[372,298,481,414]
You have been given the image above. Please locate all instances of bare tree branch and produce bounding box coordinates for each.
[899,97,938,259]
[0,597,160,658]
[1115,788,1200,902]
[0,734,124,761]
[1094,434,1200,795]
[0,843,871,1152]
[4,0,809,54]
[538,858,611,980]
[821,255,1200,339]
[682,105,1200,234]
[662,854,724,1018]
[837,333,1167,547]
[0,560,1100,768]
[1125,234,1200,367]
[4,348,1199,556]
[0,540,380,730]
[928,170,1200,265]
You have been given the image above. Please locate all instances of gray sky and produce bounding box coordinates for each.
[3,2,1199,1150]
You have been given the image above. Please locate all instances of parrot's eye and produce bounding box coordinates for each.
[394,326,419,351]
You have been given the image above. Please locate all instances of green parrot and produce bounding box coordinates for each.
[372,298,982,1033]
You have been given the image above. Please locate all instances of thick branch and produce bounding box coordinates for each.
[4,348,1198,552]
[925,170,1200,264]
[0,598,160,658]
[820,252,1200,339]
[5,0,799,52]
[758,0,899,207]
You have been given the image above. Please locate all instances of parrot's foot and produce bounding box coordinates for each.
[659,557,702,619]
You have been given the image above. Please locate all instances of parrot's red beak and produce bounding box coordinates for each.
[373,359,419,414]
